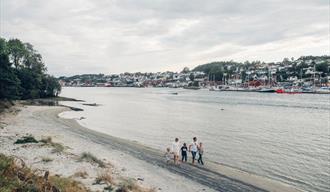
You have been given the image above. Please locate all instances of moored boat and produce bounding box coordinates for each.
[258,88,276,93]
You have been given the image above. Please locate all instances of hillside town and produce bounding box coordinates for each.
[59,56,330,93]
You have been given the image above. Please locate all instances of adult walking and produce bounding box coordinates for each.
[171,138,180,165]
[189,137,199,165]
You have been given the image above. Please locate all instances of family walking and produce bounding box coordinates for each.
[165,137,204,165]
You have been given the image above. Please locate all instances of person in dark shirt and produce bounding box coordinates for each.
[181,143,188,162]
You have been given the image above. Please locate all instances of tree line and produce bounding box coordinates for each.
[0,37,61,100]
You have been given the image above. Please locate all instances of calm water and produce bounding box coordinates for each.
[60,87,330,192]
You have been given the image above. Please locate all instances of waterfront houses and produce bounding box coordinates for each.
[59,56,330,89]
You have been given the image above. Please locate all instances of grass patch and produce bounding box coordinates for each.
[79,152,105,168]
[104,185,114,191]
[41,157,53,163]
[40,136,65,154]
[116,179,156,192]
[14,135,39,144]
[94,171,114,185]
[73,171,89,179]
[0,153,88,192]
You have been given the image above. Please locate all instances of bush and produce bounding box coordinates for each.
[40,136,65,154]
[94,171,114,185]
[79,152,105,168]
[41,157,53,163]
[14,136,39,144]
[0,153,88,192]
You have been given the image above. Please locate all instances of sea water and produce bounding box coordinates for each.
[60,87,330,192]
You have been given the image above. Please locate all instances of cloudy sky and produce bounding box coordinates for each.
[1,0,329,76]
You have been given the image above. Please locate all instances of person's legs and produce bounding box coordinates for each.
[174,154,179,165]
[198,154,204,165]
[191,152,196,164]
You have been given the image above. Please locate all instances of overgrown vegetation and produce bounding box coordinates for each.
[79,152,105,168]
[40,136,65,153]
[116,179,156,192]
[14,135,39,144]
[94,171,114,185]
[0,153,88,192]
[72,171,89,179]
[0,37,61,100]
[41,157,53,163]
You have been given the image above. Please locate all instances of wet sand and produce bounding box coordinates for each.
[1,105,303,192]
[52,106,302,192]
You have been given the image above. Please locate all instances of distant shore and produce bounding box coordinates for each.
[0,103,302,192]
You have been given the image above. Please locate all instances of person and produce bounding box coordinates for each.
[189,137,199,165]
[164,147,172,164]
[171,138,180,165]
[181,143,188,162]
[197,142,204,165]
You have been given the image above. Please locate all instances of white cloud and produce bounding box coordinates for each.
[1,0,329,76]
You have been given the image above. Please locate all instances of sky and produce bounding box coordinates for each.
[0,0,329,76]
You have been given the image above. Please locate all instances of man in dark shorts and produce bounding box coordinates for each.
[189,137,199,164]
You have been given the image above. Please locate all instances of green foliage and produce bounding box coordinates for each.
[0,153,88,192]
[0,37,61,100]
[193,61,240,81]
[79,152,105,168]
[14,136,39,144]
[0,54,20,99]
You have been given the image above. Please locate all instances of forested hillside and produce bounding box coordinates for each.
[0,38,61,100]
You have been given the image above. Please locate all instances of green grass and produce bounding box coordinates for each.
[14,135,39,144]
[41,157,53,163]
[40,136,65,154]
[79,152,105,168]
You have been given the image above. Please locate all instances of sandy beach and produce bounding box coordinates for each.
[0,105,303,192]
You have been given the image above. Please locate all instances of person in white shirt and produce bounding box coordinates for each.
[189,137,199,165]
[171,138,180,165]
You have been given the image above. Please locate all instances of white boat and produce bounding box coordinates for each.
[315,87,330,94]
[209,86,220,91]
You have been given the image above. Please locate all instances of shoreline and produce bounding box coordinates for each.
[0,105,217,192]
[0,106,299,192]
[56,106,302,192]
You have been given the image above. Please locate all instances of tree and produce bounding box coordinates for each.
[7,39,26,69]
[40,75,61,97]
[0,53,20,99]
[181,67,190,74]
[189,73,195,81]
[0,37,61,100]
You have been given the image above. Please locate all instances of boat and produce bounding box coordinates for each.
[258,87,276,93]
[315,87,330,94]
[209,86,220,91]
[183,86,201,90]
[276,88,302,94]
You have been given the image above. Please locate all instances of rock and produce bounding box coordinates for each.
[137,177,144,181]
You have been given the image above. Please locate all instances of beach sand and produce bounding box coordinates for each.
[0,105,302,192]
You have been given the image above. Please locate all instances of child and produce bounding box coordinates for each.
[164,147,172,163]
[197,142,204,165]
[181,143,188,162]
